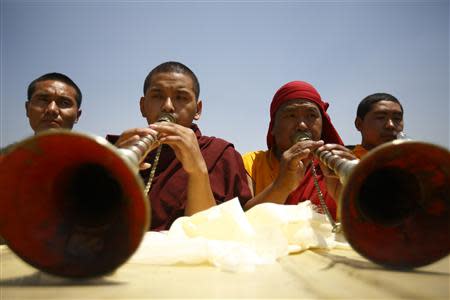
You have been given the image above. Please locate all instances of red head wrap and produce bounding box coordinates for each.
[266,81,343,149]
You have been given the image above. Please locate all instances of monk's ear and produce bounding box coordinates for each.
[193,100,202,120]
[355,117,363,132]
[75,109,82,123]
[25,101,30,118]
[139,97,146,118]
[270,116,278,136]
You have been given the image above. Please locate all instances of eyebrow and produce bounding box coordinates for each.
[176,89,191,94]
[149,85,192,92]
[31,91,52,97]
[31,92,74,102]
[373,110,403,115]
[282,105,320,113]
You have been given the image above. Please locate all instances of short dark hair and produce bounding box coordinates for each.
[143,61,200,100]
[356,93,403,119]
[27,72,82,108]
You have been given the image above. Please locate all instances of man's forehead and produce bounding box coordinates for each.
[370,100,403,113]
[33,80,76,95]
[149,72,194,90]
[36,80,69,89]
[279,99,320,111]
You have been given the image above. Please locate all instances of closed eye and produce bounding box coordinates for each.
[176,94,188,101]
[282,113,297,119]
[58,98,74,108]
[150,92,163,99]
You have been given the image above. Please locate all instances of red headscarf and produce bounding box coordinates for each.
[266,81,343,148]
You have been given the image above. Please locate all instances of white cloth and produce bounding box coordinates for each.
[130,198,349,272]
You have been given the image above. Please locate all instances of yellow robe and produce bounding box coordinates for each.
[242,149,278,196]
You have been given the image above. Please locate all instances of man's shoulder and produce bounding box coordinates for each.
[201,134,230,144]
[198,133,235,152]
[242,150,268,161]
[241,150,269,173]
[240,150,270,180]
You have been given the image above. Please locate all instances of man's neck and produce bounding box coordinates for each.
[273,146,282,161]
[361,142,375,151]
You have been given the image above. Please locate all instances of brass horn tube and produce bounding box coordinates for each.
[0,113,175,278]
[119,113,175,168]
[309,137,450,269]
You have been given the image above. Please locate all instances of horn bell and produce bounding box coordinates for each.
[340,140,450,269]
[0,130,149,278]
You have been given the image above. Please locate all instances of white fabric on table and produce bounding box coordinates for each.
[130,198,349,272]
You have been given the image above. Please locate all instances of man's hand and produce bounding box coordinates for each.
[149,122,215,216]
[316,144,357,200]
[150,122,207,175]
[244,139,324,210]
[115,127,159,149]
[275,139,324,193]
[114,127,159,169]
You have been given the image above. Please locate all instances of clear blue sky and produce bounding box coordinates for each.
[1,0,449,154]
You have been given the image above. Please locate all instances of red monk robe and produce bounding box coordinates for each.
[107,124,252,231]
[286,161,337,219]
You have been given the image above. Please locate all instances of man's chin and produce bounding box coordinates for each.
[35,124,66,133]
[381,136,397,143]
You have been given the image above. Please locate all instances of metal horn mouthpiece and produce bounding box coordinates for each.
[295,133,450,269]
[292,131,313,143]
[0,114,176,278]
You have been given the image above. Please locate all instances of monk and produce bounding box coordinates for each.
[353,93,404,158]
[1,72,82,154]
[25,72,82,133]
[242,81,355,220]
[107,61,251,231]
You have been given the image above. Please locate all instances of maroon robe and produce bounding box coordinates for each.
[107,124,251,231]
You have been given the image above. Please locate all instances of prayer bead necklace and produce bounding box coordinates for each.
[143,113,176,195]
[310,162,341,233]
[144,144,163,195]
[293,131,341,233]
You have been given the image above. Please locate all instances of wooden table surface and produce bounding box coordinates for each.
[1,245,448,300]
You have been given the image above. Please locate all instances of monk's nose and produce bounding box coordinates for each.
[45,101,59,116]
[296,119,308,130]
[385,118,395,129]
[161,97,175,113]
